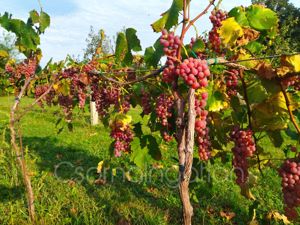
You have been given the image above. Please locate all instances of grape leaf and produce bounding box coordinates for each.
[39,11,51,33]
[281,54,300,73]
[228,6,249,27]
[151,0,183,32]
[218,17,244,48]
[246,5,278,31]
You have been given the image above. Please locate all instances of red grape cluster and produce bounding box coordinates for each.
[35,85,55,106]
[281,77,300,91]
[209,10,227,53]
[279,158,300,220]
[160,29,181,83]
[5,58,37,83]
[82,60,98,73]
[61,68,88,109]
[176,57,210,89]
[225,69,239,96]
[141,90,152,115]
[155,94,174,141]
[195,92,211,160]
[58,95,73,122]
[110,121,134,157]
[92,86,120,116]
[230,127,256,185]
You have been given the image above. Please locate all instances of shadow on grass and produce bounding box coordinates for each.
[0,184,24,203]
[21,136,183,224]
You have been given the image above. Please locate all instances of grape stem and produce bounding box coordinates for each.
[279,83,300,135]
[16,82,55,121]
[239,70,264,176]
[10,76,36,223]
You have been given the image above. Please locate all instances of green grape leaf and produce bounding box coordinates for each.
[267,131,284,148]
[144,135,162,161]
[228,6,249,27]
[144,38,164,67]
[0,12,40,53]
[246,80,268,104]
[115,32,128,62]
[125,28,142,52]
[192,39,205,52]
[130,137,150,169]
[39,11,51,33]
[151,0,183,32]
[246,5,278,31]
[29,10,40,24]
[245,41,266,55]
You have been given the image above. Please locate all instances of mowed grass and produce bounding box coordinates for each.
[0,96,290,225]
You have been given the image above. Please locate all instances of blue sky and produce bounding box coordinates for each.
[1,0,300,65]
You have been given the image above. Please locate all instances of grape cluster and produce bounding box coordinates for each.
[160,29,181,83]
[141,90,152,115]
[110,121,134,157]
[230,127,256,185]
[5,58,37,83]
[92,86,120,116]
[155,94,174,142]
[281,77,300,91]
[155,94,174,126]
[209,10,227,53]
[279,158,300,220]
[62,68,88,109]
[225,69,239,96]
[35,85,55,106]
[58,95,73,122]
[195,92,211,160]
[82,60,98,73]
[176,57,210,89]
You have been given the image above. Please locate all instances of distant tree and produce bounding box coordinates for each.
[252,0,300,52]
[83,26,113,61]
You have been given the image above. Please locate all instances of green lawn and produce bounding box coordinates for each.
[0,96,290,225]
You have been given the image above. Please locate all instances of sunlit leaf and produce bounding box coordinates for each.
[246,5,278,31]
[218,17,244,48]
[151,0,183,32]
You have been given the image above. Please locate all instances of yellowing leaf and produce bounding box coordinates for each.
[0,50,9,58]
[237,51,259,69]
[255,62,276,80]
[237,28,260,46]
[276,66,291,77]
[97,160,104,173]
[218,17,244,47]
[281,54,300,73]
[267,211,290,224]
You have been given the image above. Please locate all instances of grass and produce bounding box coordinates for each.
[0,95,292,225]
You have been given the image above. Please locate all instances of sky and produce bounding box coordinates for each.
[1,0,300,65]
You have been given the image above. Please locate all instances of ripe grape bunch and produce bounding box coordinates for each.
[279,157,300,220]
[281,76,300,91]
[225,69,239,96]
[176,57,210,89]
[93,86,120,116]
[141,90,152,115]
[5,58,37,83]
[195,92,211,160]
[230,127,256,186]
[155,94,174,141]
[35,85,55,106]
[209,9,227,53]
[110,120,134,157]
[160,29,181,83]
